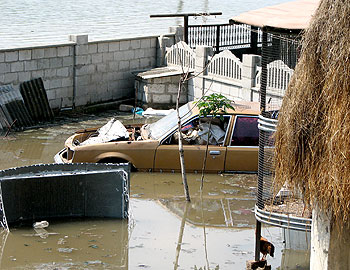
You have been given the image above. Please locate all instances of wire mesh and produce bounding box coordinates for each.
[257,30,311,225]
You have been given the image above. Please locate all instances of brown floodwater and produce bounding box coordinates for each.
[0,112,309,269]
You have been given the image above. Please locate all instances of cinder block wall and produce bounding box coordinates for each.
[0,44,74,109]
[0,34,170,111]
[137,75,187,108]
[72,35,159,107]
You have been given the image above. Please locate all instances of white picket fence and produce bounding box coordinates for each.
[207,50,242,83]
[255,60,294,95]
[164,41,293,98]
[165,41,195,70]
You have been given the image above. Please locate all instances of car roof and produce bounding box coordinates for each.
[188,100,260,116]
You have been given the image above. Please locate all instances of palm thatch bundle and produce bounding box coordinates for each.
[274,0,350,226]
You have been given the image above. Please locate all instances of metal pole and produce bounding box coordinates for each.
[150,12,222,45]
[255,29,268,262]
[72,44,76,109]
[251,26,258,55]
[255,219,261,261]
[216,25,220,53]
[184,15,189,43]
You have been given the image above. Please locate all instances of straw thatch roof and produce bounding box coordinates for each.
[274,0,350,226]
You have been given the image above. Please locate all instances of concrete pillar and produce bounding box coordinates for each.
[69,34,89,107]
[193,46,213,100]
[310,206,350,269]
[242,54,261,102]
[157,36,173,67]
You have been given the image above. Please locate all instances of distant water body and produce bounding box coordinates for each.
[0,0,290,49]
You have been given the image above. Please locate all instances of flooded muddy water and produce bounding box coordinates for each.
[0,112,309,269]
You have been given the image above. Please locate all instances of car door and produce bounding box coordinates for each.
[153,116,231,173]
[224,115,259,172]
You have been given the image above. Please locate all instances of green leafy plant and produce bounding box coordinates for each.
[196,93,234,190]
[196,93,234,119]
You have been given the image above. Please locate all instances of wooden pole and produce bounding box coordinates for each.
[176,79,190,202]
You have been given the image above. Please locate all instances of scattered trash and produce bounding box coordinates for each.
[58,247,74,253]
[132,107,144,115]
[138,264,150,268]
[119,104,134,112]
[89,244,99,249]
[81,118,129,145]
[198,122,226,145]
[57,238,67,245]
[85,260,103,265]
[33,220,49,229]
[34,228,49,239]
[142,108,174,117]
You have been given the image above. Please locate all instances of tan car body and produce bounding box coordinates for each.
[56,101,260,173]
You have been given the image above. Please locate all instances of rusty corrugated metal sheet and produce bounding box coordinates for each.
[0,85,33,131]
[20,78,54,124]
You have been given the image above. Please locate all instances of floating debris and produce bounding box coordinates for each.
[57,238,67,245]
[34,228,49,239]
[33,220,49,229]
[85,260,103,265]
[58,248,74,253]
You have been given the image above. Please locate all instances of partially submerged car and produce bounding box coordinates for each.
[55,101,260,173]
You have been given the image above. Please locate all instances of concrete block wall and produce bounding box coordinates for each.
[189,46,261,103]
[138,75,187,108]
[71,35,159,107]
[0,33,167,111]
[0,44,75,109]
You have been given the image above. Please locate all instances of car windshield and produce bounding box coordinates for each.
[147,103,195,140]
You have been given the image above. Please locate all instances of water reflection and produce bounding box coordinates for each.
[0,112,310,269]
[0,219,128,269]
[128,173,265,269]
[131,172,257,228]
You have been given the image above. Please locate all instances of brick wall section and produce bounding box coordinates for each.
[0,34,163,110]
[71,35,158,107]
[191,46,261,103]
[0,44,74,109]
[138,75,187,108]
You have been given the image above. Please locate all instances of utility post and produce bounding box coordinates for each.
[150,12,222,43]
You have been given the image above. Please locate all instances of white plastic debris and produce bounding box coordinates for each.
[34,228,49,239]
[142,108,175,117]
[198,123,226,145]
[81,118,129,145]
[33,220,49,229]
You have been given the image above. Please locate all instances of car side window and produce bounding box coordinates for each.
[161,115,231,146]
[230,116,259,146]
